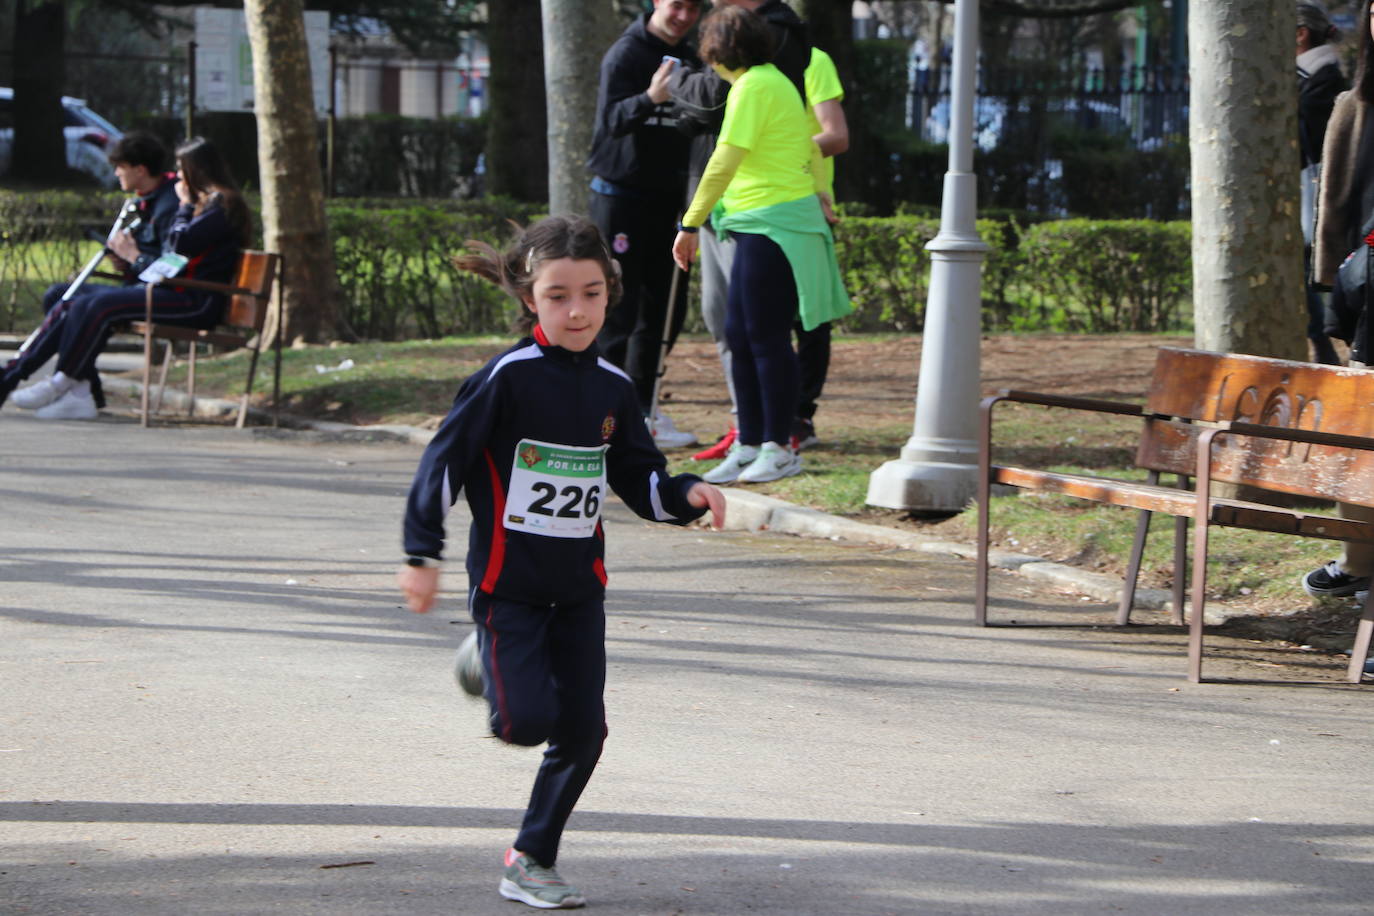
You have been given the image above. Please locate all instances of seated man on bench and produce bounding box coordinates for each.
[1,131,179,413]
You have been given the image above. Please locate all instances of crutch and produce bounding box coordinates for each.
[10,199,140,362]
[648,261,689,423]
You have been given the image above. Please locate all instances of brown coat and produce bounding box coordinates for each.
[1315,89,1369,285]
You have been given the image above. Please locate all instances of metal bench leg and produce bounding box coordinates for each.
[140,317,153,427]
[237,344,262,430]
[1118,505,1154,626]
[1187,512,1210,684]
[1347,592,1374,684]
[186,342,197,417]
[1171,515,1188,626]
[975,401,998,627]
[154,341,174,415]
[975,473,992,627]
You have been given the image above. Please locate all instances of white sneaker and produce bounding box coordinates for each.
[738,441,802,483]
[648,410,697,449]
[453,630,484,698]
[702,442,759,484]
[11,379,62,409]
[33,387,99,420]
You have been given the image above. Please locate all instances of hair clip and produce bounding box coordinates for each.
[525,247,535,274]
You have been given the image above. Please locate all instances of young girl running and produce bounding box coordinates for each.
[398,215,725,909]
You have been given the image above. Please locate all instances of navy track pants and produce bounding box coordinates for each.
[471,591,607,868]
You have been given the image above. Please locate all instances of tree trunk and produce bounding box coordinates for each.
[794,0,856,202]
[486,0,548,202]
[1188,0,1305,359]
[243,0,343,345]
[11,1,68,183]
[541,0,618,215]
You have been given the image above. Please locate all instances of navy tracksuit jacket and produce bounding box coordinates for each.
[403,329,706,601]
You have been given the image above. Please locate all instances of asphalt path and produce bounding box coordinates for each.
[2,414,1371,915]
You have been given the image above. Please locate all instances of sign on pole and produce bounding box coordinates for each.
[194,8,330,113]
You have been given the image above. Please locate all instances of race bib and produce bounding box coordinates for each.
[504,439,608,538]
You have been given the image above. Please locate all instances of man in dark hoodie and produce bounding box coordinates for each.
[587,0,703,450]
[669,0,847,459]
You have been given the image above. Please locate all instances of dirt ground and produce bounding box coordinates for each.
[653,332,1190,439]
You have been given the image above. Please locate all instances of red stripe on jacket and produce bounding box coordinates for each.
[479,447,508,594]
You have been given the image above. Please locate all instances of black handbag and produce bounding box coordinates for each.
[1332,216,1374,343]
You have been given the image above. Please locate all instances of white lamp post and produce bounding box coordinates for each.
[866,0,988,514]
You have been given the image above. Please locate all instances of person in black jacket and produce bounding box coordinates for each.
[586,0,703,450]
[1,131,179,411]
[398,215,724,910]
[1298,1,1346,365]
[2,137,248,420]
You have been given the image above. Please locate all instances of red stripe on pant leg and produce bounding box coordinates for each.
[484,600,513,743]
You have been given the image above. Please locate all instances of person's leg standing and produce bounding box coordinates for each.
[793,318,831,444]
[1305,247,1340,365]
[723,244,763,447]
[593,191,646,400]
[731,232,800,447]
[699,224,738,415]
[622,194,684,413]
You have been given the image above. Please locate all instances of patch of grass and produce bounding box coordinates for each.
[141,336,509,425]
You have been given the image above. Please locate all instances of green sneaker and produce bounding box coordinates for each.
[499,848,586,909]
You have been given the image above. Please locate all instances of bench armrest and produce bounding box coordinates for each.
[981,389,1144,417]
[148,277,254,296]
[979,390,1147,483]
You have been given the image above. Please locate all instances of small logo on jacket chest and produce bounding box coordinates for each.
[601,412,616,442]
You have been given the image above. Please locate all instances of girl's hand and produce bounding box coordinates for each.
[397,564,440,613]
[819,192,839,226]
[672,230,698,272]
[174,178,195,206]
[687,481,726,530]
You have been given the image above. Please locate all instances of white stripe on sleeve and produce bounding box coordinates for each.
[648,470,674,521]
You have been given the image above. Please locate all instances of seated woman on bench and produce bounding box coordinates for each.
[0,137,250,420]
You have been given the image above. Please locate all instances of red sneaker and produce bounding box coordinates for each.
[692,427,737,461]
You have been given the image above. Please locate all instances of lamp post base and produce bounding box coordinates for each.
[866,457,977,515]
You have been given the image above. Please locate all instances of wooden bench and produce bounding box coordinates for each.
[131,250,283,429]
[975,346,1374,684]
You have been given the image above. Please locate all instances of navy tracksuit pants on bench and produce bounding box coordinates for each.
[2,282,221,401]
[471,591,607,868]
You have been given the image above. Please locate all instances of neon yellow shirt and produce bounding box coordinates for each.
[713,63,815,216]
[805,48,844,198]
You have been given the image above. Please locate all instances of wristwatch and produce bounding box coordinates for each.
[405,555,441,568]
[676,222,699,233]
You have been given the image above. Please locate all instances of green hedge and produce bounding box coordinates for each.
[0,190,1191,338]
[330,197,543,339]
[1016,219,1192,332]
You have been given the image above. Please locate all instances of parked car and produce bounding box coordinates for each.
[0,87,124,187]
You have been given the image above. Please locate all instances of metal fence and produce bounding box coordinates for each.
[912,64,1190,152]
